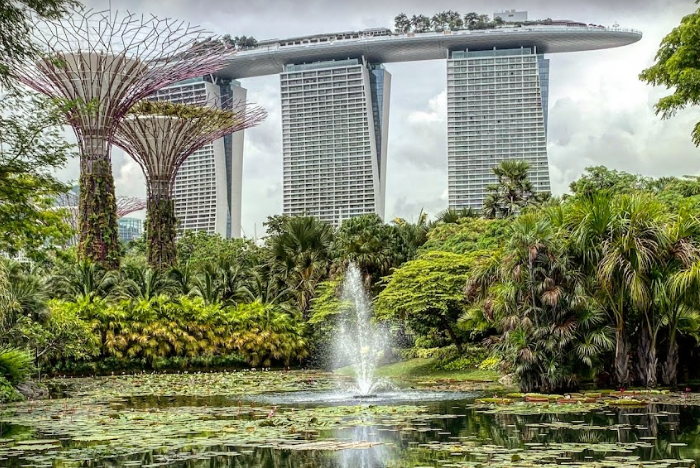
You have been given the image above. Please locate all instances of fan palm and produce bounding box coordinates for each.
[333,214,397,290]
[483,160,540,219]
[267,216,334,318]
[0,261,48,341]
[567,193,667,386]
[471,211,612,392]
[116,264,176,302]
[49,260,117,303]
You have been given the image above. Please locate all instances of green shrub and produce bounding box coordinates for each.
[434,345,488,370]
[478,356,501,371]
[43,296,308,373]
[0,347,35,385]
[0,375,23,403]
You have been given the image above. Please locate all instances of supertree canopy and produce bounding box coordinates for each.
[113,100,266,270]
[9,8,234,268]
[116,197,147,218]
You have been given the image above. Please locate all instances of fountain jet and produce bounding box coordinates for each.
[336,263,389,396]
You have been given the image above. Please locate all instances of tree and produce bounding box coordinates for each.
[176,231,261,272]
[0,91,74,260]
[569,166,652,198]
[470,212,612,392]
[410,15,431,33]
[116,264,176,302]
[391,211,429,263]
[394,13,411,33]
[223,35,258,50]
[662,204,700,385]
[0,261,49,343]
[446,10,464,30]
[483,160,540,218]
[48,261,117,303]
[333,214,397,290]
[640,5,700,146]
[430,12,450,31]
[0,0,78,87]
[464,12,480,28]
[266,216,334,319]
[433,207,478,225]
[566,193,668,386]
[421,218,509,255]
[376,251,478,353]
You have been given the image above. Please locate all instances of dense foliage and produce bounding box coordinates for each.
[3,159,700,396]
[0,91,74,261]
[640,1,700,146]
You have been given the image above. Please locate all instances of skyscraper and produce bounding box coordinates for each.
[447,47,551,210]
[280,57,391,226]
[151,77,247,238]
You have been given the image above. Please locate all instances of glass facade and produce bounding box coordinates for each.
[369,64,386,177]
[118,217,143,243]
[280,56,390,226]
[447,47,551,210]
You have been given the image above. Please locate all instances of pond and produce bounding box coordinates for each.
[0,371,699,467]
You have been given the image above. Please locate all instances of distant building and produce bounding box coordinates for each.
[280,58,390,226]
[151,77,247,238]
[161,23,639,227]
[118,217,143,243]
[447,48,550,210]
[494,10,528,23]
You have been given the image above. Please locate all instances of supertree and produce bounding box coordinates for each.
[113,100,266,270]
[116,197,147,218]
[9,8,235,268]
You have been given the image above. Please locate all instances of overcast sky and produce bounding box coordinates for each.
[68,0,700,238]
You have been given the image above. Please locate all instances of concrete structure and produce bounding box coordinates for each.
[447,48,550,209]
[280,58,390,226]
[151,77,247,238]
[216,25,641,79]
[172,22,640,227]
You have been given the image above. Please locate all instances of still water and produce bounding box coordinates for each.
[2,391,699,468]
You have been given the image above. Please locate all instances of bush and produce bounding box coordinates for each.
[42,296,309,373]
[399,345,492,371]
[0,375,23,403]
[0,347,35,385]
[478,355,502,371]
[226,302,308,367]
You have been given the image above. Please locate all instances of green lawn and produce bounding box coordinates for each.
[336,358,499,383]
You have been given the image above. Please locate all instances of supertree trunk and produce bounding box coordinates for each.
[78,138,120,269]
[147,179,177,271]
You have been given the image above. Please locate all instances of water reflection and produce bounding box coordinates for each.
[5,397,700,467]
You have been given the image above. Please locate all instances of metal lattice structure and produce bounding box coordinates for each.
[113,99,266,269]
[116,197,147,218]
[9,8,235,268]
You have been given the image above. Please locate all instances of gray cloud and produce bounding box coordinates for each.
[68,0,700,234]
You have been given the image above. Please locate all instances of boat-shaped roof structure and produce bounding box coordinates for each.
[216,25,642,79]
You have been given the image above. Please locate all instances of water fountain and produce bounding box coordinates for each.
[252,263,473,406]
[335,263,389,397]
